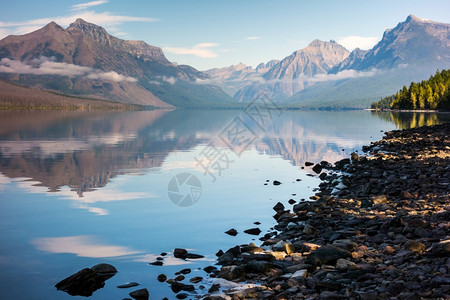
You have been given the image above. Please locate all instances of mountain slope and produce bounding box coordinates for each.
[227,40,349,102]
[0,19,235,108]
[287,15,450,108]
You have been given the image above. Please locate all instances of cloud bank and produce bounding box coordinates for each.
[337,36,380,51]
[164,43,219,58]
[71,0,108,11]
[0,57,137,82]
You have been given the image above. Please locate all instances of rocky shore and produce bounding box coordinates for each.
[202,123,450,299]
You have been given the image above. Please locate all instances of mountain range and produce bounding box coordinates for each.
[0,15,449,109]
[207,14,450,108]
[0,19,235,108]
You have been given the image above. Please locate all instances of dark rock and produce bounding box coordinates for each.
[171,282,195,293]
[312,164,322,174]
[215,250,224,257]
[178,268,191,274]
[129,288,149,300]
[208,284,220,293]
[203,266,218,274]
[55,264,117,297]
[273,202,285,212]
[288,199,296,205]
[176,293,188,299]
[305,162,314,166]
[218,252,235,265]
[157,274,167,282]
[149,261,163,266]
[319,173,327,180]
[404,240,426,253]
[184,253,204,259]
[244,227,261,235]
[190,276,203,283]
[305,246,350,267]
[429,239,450,257]
[225,228,238,236]
[273,180,282,185]
[254,221,261,225]
[174,275,185,281]
[245,260,272,273]
[117,282,139,288]
[173,248,188,258]
[218,266,246,281]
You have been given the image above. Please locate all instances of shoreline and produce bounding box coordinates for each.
[201,123,450,299]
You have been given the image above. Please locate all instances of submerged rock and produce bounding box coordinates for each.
[55,263,117,297]
[244,227,262,235]
[129,288,149,299]
[225,228,238,236]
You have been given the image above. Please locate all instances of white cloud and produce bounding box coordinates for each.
[163,43,219,58]
[0,57,137,82]
[245,36,261,40]
[337,36,380,51]
[306,69,379,83]
[71,0,108,10]
[31,235,140,258]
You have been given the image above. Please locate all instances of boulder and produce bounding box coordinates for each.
[305,246,350,267]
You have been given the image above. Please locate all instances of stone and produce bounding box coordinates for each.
[174,275,185,281]
[55,264,117,297]
[371,194,388,205]
[404,240,426,253]
[244,227,261,235]
[225,228,238,236]
[335,258,356,270]
[184,253,204,259]
[273,202,285,212]
[177,268,191,275]
[157,274,167,282]
[312,164,323,174]
[305,162,314,166]
[429,239,450,257]
[176,293,188,299]
[273,180,282,185]
[208,284,220,293]
[245,260,272,273]
[303,224,318,236]
[217,265,246,281]
[173,248,188,259]
[291,269,307,279]
[332,239,358,252]
[189,276,203,283]
[170,282,195,293]
[285,243,295,254]
[203,266,218,274]
[305,246,350,267]
[129,288,149,299]
[117,282,139,288]
[149,261,163,266]
[218,252,235,265]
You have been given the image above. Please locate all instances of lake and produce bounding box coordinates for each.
[0,109,448,299]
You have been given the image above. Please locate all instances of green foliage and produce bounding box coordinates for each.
[372,69,450,110]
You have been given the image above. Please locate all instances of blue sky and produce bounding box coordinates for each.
[0,0,449,70]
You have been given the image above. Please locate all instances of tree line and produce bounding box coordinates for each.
[371,69,450,110]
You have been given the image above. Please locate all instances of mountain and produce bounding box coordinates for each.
[0,19,235,108]
[207,40,350,103]
[203,60,279,95]
[287,15,450,108]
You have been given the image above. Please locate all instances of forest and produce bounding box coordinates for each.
[371,69,450,110]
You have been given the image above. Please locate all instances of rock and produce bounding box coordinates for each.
[129,288,149,299]
[303,224,318,236]
[173,248,188,259]
[217,265,246,281]
[273,202,285,212]
[273,180,282,185]
[335,258,357,270]
[218,252,235,265]
[157,274,167,282]
[174,275,185,281]
[305,246,350,267]
[170,282,195,293]
[372,195,388,205]
[382,245,395,255]
[288,199,296,205]
[332,239,358,252]
[149,261,163,266]
[208,284,220,293]
[291,269,307,279]
[285,243,295,254]
[429,239,450,257]
[319,172,327,180]
[189,276,203,283]
[203,266,218,274]
[91,263,117,275]
[117,282,140,288]
[176,268,191,275]
[55,264,117,297]
[404,240,426,253]
[176,293,188,299]
[312,164,322,174]
[305,162,314,166]
[244,227,261,235]
[245,260,272,273]
[225,228,238,236]
[184,253,204,259]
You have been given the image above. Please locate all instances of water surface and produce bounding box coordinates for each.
[0,110,448,299]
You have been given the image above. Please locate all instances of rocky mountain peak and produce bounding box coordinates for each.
[68,18,111,44]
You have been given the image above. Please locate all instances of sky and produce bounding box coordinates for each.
[0,0,449,70]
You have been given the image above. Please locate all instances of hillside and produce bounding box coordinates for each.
[0,80,141,110]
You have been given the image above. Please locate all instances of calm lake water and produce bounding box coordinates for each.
[0,109,448,299]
